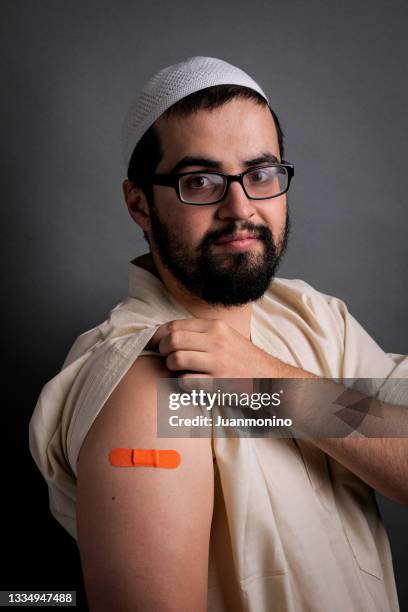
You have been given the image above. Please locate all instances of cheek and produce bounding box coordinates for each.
[257,196,287,231]
[180,209,215,244]
[154,194,215,243]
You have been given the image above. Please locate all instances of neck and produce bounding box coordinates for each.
[134,252,252,339]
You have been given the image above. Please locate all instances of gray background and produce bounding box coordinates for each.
[2,0,407,609]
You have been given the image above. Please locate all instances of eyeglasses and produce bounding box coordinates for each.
[151,162,294,206]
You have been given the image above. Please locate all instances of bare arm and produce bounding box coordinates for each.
[311,436,408,505]
[269,363,408,506]
[76,356,214,612]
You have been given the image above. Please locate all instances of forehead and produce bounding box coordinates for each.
[154,98,280,170]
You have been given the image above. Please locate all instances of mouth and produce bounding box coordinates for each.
[213,232,260,249]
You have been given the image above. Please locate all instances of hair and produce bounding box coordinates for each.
[126,84,285,243]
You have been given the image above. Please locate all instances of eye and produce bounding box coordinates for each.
[192,176,208,188]
[185,174,211,189]
[247,168,274,183]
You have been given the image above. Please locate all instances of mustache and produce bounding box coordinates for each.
[199,222,273,252]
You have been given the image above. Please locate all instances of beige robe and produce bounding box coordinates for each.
[29,259,407,611]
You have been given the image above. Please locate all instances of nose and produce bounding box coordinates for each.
[216,180,256,221]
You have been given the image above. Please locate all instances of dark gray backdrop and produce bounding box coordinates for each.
[2,0,407,609]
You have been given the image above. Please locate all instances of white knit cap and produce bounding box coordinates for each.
[122,56,269,169]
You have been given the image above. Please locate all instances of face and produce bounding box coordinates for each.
[127,97,290,306]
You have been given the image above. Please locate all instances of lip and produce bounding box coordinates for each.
[214,232,257,245]
[213,234,260,251]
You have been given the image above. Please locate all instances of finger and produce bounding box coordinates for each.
[165,318,222,334]
[148,318,225,351]
[159,330,209,356]
[166,350,213,374]
[144,325,163,350]
[145,320,201,350]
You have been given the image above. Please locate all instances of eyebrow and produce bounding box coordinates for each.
[170,152,279,174]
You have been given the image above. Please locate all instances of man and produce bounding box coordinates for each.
[30,56,407,611]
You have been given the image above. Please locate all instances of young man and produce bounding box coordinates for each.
[30,56,407,611]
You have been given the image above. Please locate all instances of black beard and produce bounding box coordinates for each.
[148,202,290,307]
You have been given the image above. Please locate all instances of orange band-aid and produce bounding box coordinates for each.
[109,448,180,469]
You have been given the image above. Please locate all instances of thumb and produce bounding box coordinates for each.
[145,323,170,350]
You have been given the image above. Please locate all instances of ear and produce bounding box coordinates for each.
[122,179,151,232]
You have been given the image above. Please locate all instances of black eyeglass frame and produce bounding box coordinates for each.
[150,161,295,205]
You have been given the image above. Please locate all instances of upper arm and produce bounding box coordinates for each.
[76,356,214,612]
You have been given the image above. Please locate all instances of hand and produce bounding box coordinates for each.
[148,319,323,435]
[147,318,278,380]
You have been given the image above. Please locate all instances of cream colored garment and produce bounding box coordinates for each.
[29,260,407,612]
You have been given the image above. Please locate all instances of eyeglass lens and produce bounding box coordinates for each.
[179,166,288,204]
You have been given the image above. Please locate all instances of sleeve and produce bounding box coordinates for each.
[64,327,159,477]
[29,325,159,541]
[324,293,408,406]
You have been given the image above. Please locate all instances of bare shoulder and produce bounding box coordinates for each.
[77,356,214,612]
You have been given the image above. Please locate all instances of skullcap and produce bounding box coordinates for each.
[122,55,269,169]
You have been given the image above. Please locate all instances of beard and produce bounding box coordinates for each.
[147,201,291,307]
